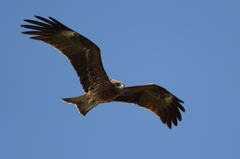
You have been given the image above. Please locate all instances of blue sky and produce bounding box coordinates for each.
[1,0,240,158]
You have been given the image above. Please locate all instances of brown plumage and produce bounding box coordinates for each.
[21,16,185,129]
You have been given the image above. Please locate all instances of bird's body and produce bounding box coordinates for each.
[21,16,185,129]
[63,78,125,115]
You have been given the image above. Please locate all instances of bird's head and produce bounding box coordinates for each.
[113,81,125,89]
[109,78,125,89]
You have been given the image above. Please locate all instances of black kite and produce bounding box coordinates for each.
[21,16,185,129]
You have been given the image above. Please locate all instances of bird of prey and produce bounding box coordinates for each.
[21,16,185,129]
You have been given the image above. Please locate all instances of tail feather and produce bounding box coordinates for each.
[62,94,98,116]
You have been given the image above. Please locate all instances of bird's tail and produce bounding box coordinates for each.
[62,94,98,116]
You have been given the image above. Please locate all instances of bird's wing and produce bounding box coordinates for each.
[114,84,185,129]
[21,16,111,92]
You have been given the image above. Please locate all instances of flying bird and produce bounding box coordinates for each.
[21,16,185,129]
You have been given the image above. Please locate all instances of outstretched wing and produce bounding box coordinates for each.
[21,16,110,92]
[114,84,185,129]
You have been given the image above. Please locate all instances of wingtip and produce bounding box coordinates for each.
[167,122,172,129]
[34,15,53,20]
[177,98,184,104]
[20,25,25,31]
[179,105,186,112]
[34,15,41,19]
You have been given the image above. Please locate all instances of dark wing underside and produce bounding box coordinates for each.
[114,84,185,129]
[21,15,110,92]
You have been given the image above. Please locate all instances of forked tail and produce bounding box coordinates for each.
[62,94,98,116]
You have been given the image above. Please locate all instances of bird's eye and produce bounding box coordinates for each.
[114,82,124,89]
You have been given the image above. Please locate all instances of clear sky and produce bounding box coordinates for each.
[1,0,240,158]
